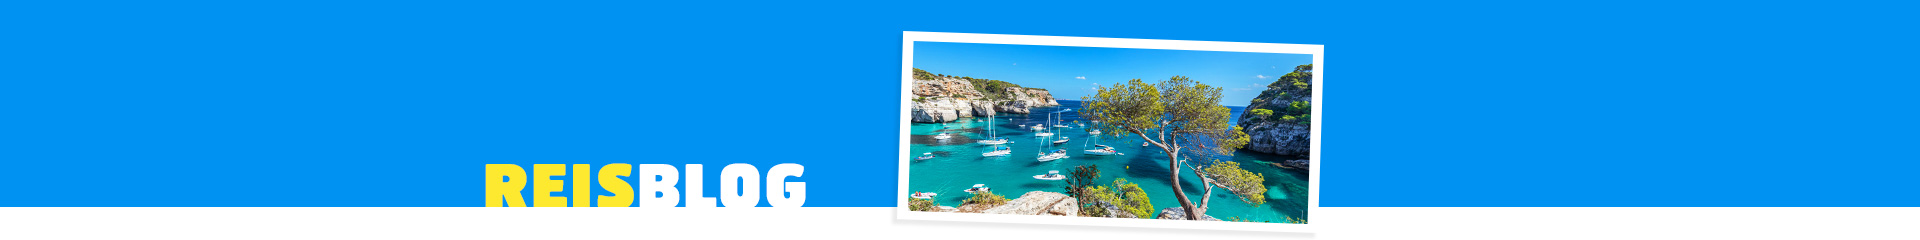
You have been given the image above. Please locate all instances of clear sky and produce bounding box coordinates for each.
[913,41,1313,107]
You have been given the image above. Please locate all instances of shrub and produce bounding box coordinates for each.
[964,190,1009,206]
[908,198,934,211]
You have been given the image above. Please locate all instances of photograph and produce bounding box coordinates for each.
[898,32,1321,230]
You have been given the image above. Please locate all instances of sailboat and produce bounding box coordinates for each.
[1037,149,1069,162]
[1053,136,1069,144]
[1032,170,1066,180]
[1083,133,1120,156]
[982,145,1012,157]
[976,117,1009,145]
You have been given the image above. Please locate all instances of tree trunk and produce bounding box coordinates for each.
[1167,150,1202,220]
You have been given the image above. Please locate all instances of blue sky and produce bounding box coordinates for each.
[913,42,1312,107]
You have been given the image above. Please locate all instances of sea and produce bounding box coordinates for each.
[907,100,1309,223]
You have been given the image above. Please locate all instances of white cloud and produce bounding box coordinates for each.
[1075,76,1086,80]
[1255,74,1269,79]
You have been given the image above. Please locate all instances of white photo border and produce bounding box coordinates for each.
[897,31,1323,233]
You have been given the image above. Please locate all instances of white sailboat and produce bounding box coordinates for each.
[1037,149,1069,162]
[977,117,1009,145]
[1032,170,1066,180]
[1084,134,1121,155]
[1053,136,1069,144]
[982,145,1012,157]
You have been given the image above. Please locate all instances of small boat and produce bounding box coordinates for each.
[1055,124,1070,128]
[1084,144,1119,155]
[1033,170,1066,180]
[1142,142,1149,147]
[1037,149,1070,162]
[934,132,951,140]
[1031,125,1046,131]
[977,137,1009,145]
[964,184,990,193]
[982,146,1012,157]
[1035,132,1054,137]
[1088,129,1101,135]
[914,153,936,160]
[910,192,938,199]
[1053,136,1069,144]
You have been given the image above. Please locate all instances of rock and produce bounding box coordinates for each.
[969,101,997,117]
[1155,207,1220,221]
[910,72,1060,119]
[995,100,1033,114]
[910,99,966,123]
[981,191,1079,216]
[1236,66,1313,157]
[1272,159,1310,170]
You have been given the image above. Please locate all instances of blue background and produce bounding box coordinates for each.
[2,1,1916,207]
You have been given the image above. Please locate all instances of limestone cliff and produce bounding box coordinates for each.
[1236,64,1314,157]
[909,69,1060,123]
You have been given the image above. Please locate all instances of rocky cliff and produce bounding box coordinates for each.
[953,191,1079,216]
[1237,64,1314,158]
[909,69,1060,123]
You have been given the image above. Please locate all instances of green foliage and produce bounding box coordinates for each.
[1081,76,1250,220]
[908,197,934,211]
[1064,165,1107,217]
[1248,109,1274,119]
[1112,179,1153,218]
[913,68,938,80]
[1245,64,1315,125]
[1200,159,1267,206]
[1063,165,1101,201]
[1081,185,1115,217]
[1080,76,1249,156]
[964,190,1009,206]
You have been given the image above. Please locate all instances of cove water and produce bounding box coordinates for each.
[907,100,1308,223]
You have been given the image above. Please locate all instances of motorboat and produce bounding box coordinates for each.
[914,152,936,160]
[934,132,951,140]
[1084,144,1119,155]
[1033,170,1066,180]
[1037,149,1070,162]
[964,184,990,193]
[910,192,938,199]
[977,137,1009,145]
[1088,129,1101,135]
[1053,136,1069,144]
[1034,132,1054,137]
[982,145,1012,157]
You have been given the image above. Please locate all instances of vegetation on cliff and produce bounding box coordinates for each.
[913,68,1046,101]
[1246,64,1313,125]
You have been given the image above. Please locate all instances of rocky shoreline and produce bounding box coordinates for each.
[1236,64,1313,158]
[910,73,1059,123]
[922,191,1225,220]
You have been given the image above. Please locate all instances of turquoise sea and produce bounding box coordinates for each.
[908,100,1308,223]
